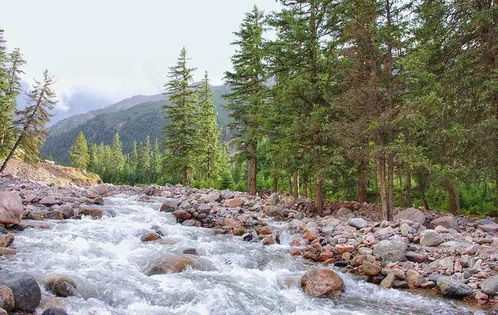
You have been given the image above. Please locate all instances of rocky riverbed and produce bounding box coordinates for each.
[0,174,497,314]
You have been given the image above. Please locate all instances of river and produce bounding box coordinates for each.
[1,195,477,314]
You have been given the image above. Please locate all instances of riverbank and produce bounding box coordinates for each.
[0,175,496,313]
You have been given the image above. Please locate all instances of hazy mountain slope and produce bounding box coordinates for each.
[41,85,232,164]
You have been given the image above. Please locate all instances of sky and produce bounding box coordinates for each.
[0,0,280,120]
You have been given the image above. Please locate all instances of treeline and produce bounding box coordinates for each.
[223,1,497,219]
[0,29,57,172]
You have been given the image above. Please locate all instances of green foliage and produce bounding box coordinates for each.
[69,131,90,170]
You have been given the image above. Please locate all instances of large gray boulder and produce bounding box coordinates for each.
[480,275,498,295]
[0,273,41,312]
[437,276,473,299]
[373,240,407,262]
[394,208,426,224]
[431,215,458,230]
[348,218,368,229]
[420,229,443,246]
[0,191,24,225]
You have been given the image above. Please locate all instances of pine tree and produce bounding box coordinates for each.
[163,48,198,186]
[225,6,267,195]
[0,70,56,173]
[109,133,125,182]
[196,71,225,187]
[69,131,90,170]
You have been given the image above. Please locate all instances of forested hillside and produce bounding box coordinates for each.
[41,85,231,163]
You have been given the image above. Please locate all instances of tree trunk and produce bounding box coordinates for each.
[292,171,299,198]
[447,178,460,214]
[302,175,309,198]
[247,143,257,195]
[314,177,324,217]
[357,158,368,203]
[377,153,393,221]
[406,170,413,206]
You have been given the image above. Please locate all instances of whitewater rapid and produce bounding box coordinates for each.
[1,195,477,314]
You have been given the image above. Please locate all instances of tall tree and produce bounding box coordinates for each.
[69,131,90,170]
[225,6,267,195]
[163,48,198,186]
[0,70,56,173]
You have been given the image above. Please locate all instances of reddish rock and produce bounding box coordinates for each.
[318,251,334,262]
[262,235,275,245]
[39,196,61,206]
[172,210,192,220]
[303,231,318,241]
[140,232,161,242]
[359,261,382,276]
[290,238,306,247]
[223,198,245,208]
[0,234,14,248]
[421,281,436,289]
[0,191,24,225]
[44,276,77,297]
[148,256,197,275]
[405,251,427,263]
[258,226,273,236]
[380,274,395,288]
[0,284,14,311]
[232,226,246,236]
[78,206,104,219]
[290,248,302,256]
[335,244,354,254]
[301,269,345,297]
[406,269,424,288]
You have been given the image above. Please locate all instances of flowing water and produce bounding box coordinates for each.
[1,195,478,315]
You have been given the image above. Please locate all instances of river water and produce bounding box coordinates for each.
[1,195,477,314]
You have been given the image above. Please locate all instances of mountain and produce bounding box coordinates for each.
[41,85,232,164]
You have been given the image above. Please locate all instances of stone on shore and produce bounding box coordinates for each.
[437,276,473,299]
[300,269,345,297]
[420,229,443,246]
[0,191,24,225]
[394,208,426,224]
[430,216,458,230]
[373,240,407,262]
[0,285,14,312]
[480,275,498,295]
[160,199,180,212]
[348,218,368,229]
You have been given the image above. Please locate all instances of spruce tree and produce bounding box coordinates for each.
[225,6,267,195]
[163,48,198,186]
[0,70,56,173]
[69,131,90,170]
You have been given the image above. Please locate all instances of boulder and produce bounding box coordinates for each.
[420,229,443,246]
[263,205,284,217]
[478,223,498,233]
[394,208,426,224]
[406,269,423,288]
[78,206,104,219]
[201,192,221,203]
[0,191,24,225]
[300,269,345,297]
[347,218,368,229]
[380,274,395,288]
[39,196,60,206]
[223,198,245,208]
[480,275,498,295]
[42,308,69,315]
[0,233,13,248]
[335,207,352,217]
[358,261,381,276]
[405,251,427,263]
[436,276,473,299]
[140,232,161,242]
[0,285,14,311]
[373,240,407,262]
[43,277,77,297]
[160,199,180,212]
[172,210,192,220]
[148,256,197,275]
[430,216,458,230]
[257,226,272,236]
[0,273,41,312]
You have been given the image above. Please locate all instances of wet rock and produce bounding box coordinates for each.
[406,269,423,288]
[172,210,192,220]
[334,261,348,267]
[148,256,197,275]
[262,235,275,245]
[300,269,345,297]
[0,273,41,312]
[78,206,104,219]
[181,219,201,227]
[394,208,426,224]
[437,276,473,299]
[223,198,245,208]
[242,233,253,242]
[373,240,407,262]
[480,275,498,295]
[232,226,246,236]
[380,273,395,288]
[0,285,14,311]
[160,199,180,212]
[359,261,382,276]
[0,248,16,255]
[182,248,198,255]
[42,307,69,315]
[0,233,13,248]
[44,277,77,297]
[430,216,458,230]
[348,218,368,229]
[405,251,427,263]
[140,232,161,242]
[257,226,272,236]
[0,191,24,225]
[419,229,443,246]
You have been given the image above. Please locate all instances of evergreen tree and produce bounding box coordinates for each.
[163,48,198,186]
[225,6,267,195]
[0,70,56,173]
[69,131,90,170]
